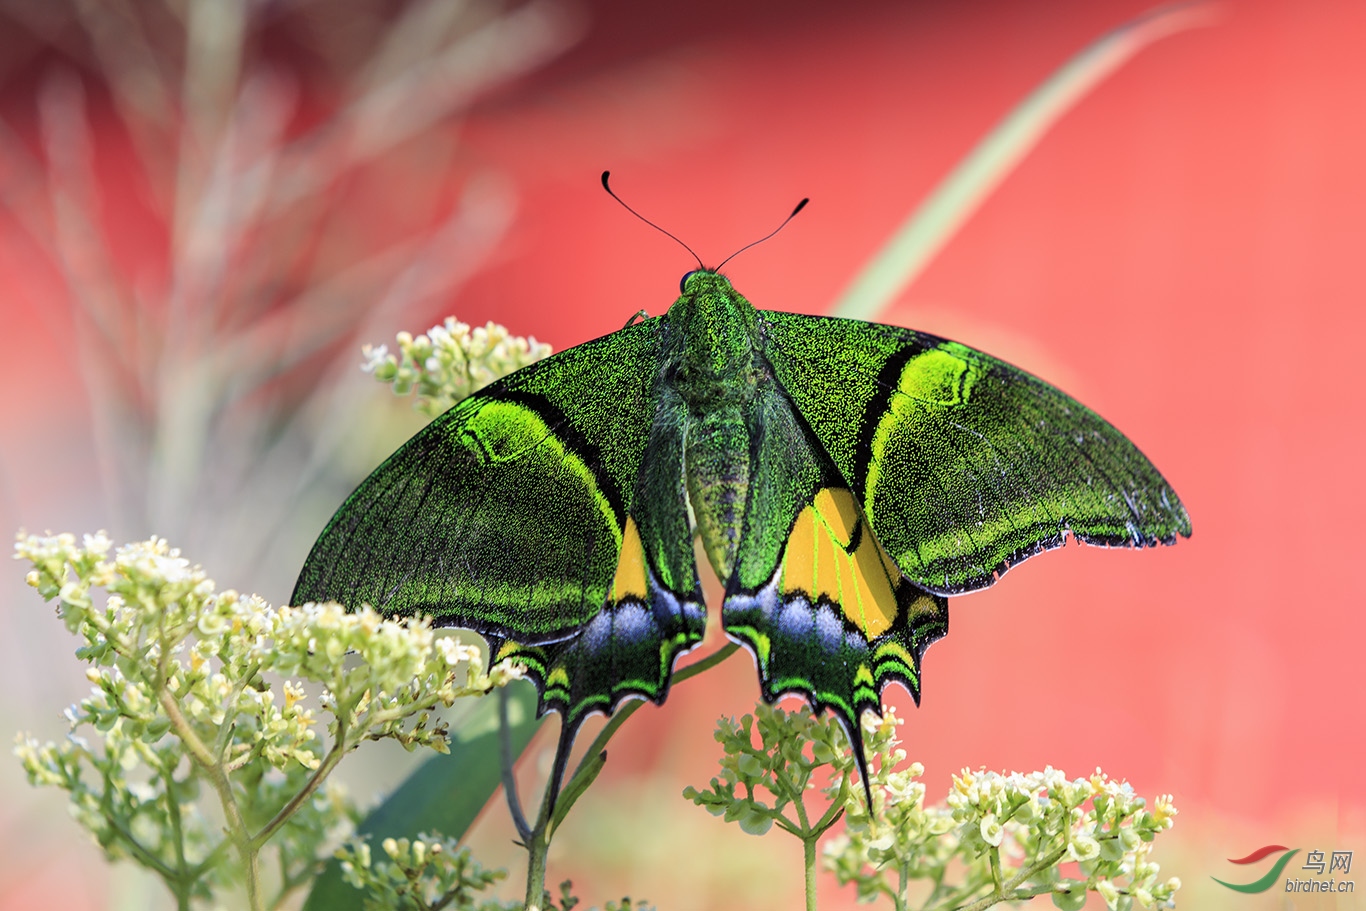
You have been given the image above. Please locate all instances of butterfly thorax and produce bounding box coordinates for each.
[664,271,765,583]
[663,271,762,407]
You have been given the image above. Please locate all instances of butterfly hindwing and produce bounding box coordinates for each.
[292,319,704,767]
[758,311,1191,595]
[492,382,706,728]
[723,379,948,781]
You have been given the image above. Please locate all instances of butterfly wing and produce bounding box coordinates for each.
[758,311,1191,595]
[293,319,705,789]
[722,377,949,787]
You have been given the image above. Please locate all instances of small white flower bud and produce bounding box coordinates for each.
[980,815,1004,847]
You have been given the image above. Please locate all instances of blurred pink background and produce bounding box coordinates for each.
[1,1,1362,908]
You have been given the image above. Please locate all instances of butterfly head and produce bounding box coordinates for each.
[673,269,739,308]
[679,268,726,295]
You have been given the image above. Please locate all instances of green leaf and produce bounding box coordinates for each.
[550,748,607,832]
[301,679,543,911]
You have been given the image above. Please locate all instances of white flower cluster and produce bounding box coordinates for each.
[363,317,552,418]
[683,703,853,841]
[823,709,1181,911]
[947,766,1178,910]
[12,531,521,906]
[337,832,508,910]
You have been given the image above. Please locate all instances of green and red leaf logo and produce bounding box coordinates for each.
[1213,845,1300,893]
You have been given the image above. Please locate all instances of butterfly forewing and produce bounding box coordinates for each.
[292,318,703,734]
[758,311,1191,595]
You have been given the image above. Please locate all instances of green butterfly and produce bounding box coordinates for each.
[292,209,1189,807]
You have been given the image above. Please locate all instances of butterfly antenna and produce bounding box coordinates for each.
[602,171,704,270]
[714,196,809,272]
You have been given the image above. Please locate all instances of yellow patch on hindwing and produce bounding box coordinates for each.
[780,488,902,638]
[610,517,649,602]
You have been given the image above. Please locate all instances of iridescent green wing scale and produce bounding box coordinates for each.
[723,376,949,790]
[291,318,705,804]
[757,311,1192,596]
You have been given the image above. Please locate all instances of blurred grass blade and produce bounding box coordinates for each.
[831,2,1214,322]
[302,679,544,911]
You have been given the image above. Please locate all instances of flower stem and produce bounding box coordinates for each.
[157,687,262,911]
[250,732,346,850]
[523,828,550,911]
[804,835,818,911]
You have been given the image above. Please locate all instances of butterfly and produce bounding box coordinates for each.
[292,196,1190,809]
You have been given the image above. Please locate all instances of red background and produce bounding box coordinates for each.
[1,1,1362,908]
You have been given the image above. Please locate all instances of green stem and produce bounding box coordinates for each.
[500,687,534,843]
[213,660,260,759]
[676,642,741,681]
[803,835,819,911]
[521,698,567,911]
[940,842,1070,911]
[558,643,741,813]
[249,727,347,850]
[98,795,177,881]
[988,847,1003,897]
[809,781,846,838]
[522,825,551,911]
[156,687,262,911]
[566,699,642,788]
[160,762,194,911]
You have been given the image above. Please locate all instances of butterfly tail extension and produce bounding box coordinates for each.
[478,635,590,819]
[545,712,577,819]
[486,443,706,811]
[843,713,876,813]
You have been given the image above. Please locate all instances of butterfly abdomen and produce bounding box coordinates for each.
[684,407,751,582]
